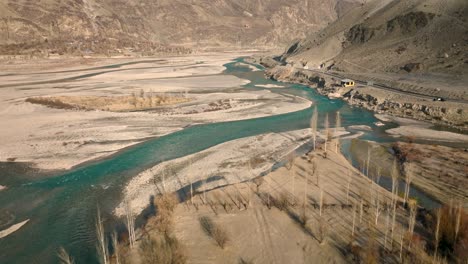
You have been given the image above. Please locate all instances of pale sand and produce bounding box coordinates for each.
[376,114,468,142]
[115,128,350,217]
[0,220,29,239]
[348,125,373,131]
[138,145,411,263]
[255,84,285,89]
[0,53,312,171]
[234,62,261,72]
[114,129,313,217]
[387,126,468,142]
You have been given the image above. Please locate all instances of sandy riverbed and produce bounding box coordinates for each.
[0,219,29,239]
[376,114,468,142]
[0,53,311,171]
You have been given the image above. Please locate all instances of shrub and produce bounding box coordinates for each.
[427,205,467,262]
[272,192,290,211]
[139,233,186,264]
[199,216,229,249]
[152,194,179,234]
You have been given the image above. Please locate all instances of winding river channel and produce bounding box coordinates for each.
[0,57,444,264]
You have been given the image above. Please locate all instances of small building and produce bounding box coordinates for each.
[341,79,355,87]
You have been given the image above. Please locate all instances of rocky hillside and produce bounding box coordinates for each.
[282,0,468,76]
[0,0,361,56]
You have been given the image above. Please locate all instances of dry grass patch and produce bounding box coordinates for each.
[199,216,229,249]
[151,194,179,234]
[139,233,186,264]
[26,94,189,112]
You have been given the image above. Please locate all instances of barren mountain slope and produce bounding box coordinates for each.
[283,0,468,76]
[0,0,361,55]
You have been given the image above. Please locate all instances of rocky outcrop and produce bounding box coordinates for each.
[343,90,467,128]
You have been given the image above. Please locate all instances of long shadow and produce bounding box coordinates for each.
[134,175,226,231]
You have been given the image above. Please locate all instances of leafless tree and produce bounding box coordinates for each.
[366,146,371,177]
[455,201,463,241]
[111,231,120,264]
[373,191,382,226]
[124,199,136,249]
[303,171,308,209]
[96,206,109,264]
[384,209,391,250]
[319,189,324,217]
[310,106,318,150]
[317,216,327,244]
[57,247,74,264]
[359,198,364,224]
[434,208,442,261]
[189,159,194,204]
[391,159,399,207]
[408,200,417,250]
[334,111,341,153]
[324,113,329,152]
[403,164,414,206]
[286,153,296,200]
[253,177,264,193]
[352,204,357,237]
[390,199,397,249]
[132,92,138,108]
[399,231,404,261]
[346,170,352,205]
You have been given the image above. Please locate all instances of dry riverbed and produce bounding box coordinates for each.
[0,53,311,171]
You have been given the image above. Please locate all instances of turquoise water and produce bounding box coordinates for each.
[0,58,438,264]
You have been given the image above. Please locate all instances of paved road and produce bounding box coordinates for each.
[303,68,468,104]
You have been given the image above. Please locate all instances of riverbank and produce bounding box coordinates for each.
[256,59,468,131]
[349,138,467,207]
[0,53,311,171]
[115,128,352,217]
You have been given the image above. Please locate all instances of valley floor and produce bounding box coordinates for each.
[129,145,417,264]
[0,53,311,172]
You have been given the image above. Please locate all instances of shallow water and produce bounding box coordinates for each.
[0,57,444,264]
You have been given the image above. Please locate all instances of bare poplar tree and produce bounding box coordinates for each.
[374,191,382,226]
[319,189,324,217]
[310,106,318,151]
[400,231,404,260]
[286,153,296,201]
[346,170,352,205]
[352,204,357,237]
[403,164,414,206]
[390,198,398,249]
[303,171,308,209]
[391,159,399,207]
[124,199,136,248]
[455,201,463,242]
[162,168,166,193]
[111,231,120,264]
[335,111,341,153]
[366,146,371,177]
[57,247,74,264]
[132,92,137,108]
[434,208,442,261]
[408,200,417,250]
[96,206,109,264]
[384,209,391,250]
[359,198,364,224]
[324,113,329,152]
[189,159,194,204]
